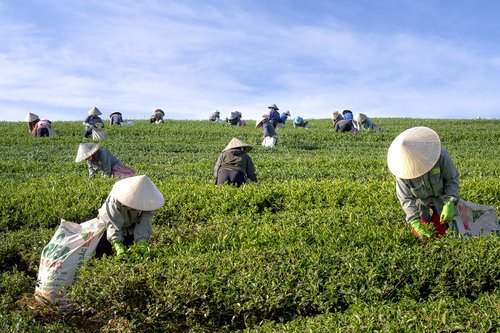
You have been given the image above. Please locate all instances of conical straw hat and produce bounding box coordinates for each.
[354,113,367,123]
[255,114,268,128]
[111,175,165,211]
[75,143,100,162]
[268,104,279,110]
[88,106,102,116]
[387,126,441,179]
[25,112,39,122]
[332,111,341,120]
[223,138,253,152]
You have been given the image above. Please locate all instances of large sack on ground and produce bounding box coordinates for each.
[92,128,107,140]
[449,199,500,238]
[35,218,105,308]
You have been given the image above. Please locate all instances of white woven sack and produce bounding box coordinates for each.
[449,199,500,238]
[92,128,107,140]
[35,218,106,308]
[262,136,277,148]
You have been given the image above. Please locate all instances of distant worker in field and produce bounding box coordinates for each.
[342,109,354,121]
[214,138,258,186]
[109,112,123,125]
[277,110,291,128]
[293,115,310,129]
[95,175,165,258]
[25,112,56,137]
[150,109,165,124]
[267,104,281,128]
[83,107,105,138]
[256,115,278,147]
[226,111,244,126]
[331,111,344,127]
[75,143,135,179]
[387,126,460,241]
[209,110,222,122]
[353,113,381,132]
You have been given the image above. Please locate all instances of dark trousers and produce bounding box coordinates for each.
[95,230,135,258]
[216,169,245,187]
[37,128,49,137]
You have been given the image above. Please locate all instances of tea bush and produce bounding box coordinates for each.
[0,118,498,332]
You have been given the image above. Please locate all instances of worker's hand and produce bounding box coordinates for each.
[112,240,127,257]
[411,219,434,240]
[137,240,149,256]
[440,201,455,224]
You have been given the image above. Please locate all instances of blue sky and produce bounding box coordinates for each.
[1,0,500,122]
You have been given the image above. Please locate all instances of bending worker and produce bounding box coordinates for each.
[75,143,135,179]
[387,126,460,241]
[95,175,165,258]
[214,138,258,186]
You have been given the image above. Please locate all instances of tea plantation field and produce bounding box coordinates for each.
[0,118,498,332]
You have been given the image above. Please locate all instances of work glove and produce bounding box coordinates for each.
[137,240,149,256]
[112,240,127,257]
[411,219,433,240]
[440,201,455,224]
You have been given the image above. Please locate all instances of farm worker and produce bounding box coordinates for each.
[75,143,136,179]
[209,110,222,122]
[226,111,241,126]
[353,113,381,132]
[214,138,258,186]
[268,104,281,128]
[236,111,246,126]
[334,119,357,134]
[279,110,291,124]
[109,111,123,125]
[95,175,165,258]
[256,115,278,147]
[331,111,344,127]
[293,116,310,129]
[150,109,165,124]
[342,109,354,121]
[83,107,105,138]
[25,113,56,137]
[387,126,460,241]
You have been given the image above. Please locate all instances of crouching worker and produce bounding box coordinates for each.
[95,175,165,258]
[75,143,135,179]
[25,113,56,137]
[214,138,258,187]
[256,115,278,147]
[387,126,460,241]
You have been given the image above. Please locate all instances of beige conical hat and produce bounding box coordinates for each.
[88,106,102,116]
[354,113,367,123]
[255,114,269,128]
[332,111,340,120]
[387,126,441,179]
[268,103,279,110]
[111,175,165,211]
[25,112,39,122]
[75,143,100,162]
[223,138,253,152]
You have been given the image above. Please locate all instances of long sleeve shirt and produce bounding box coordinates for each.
[87,148,120,177]
[213,149,257,182]
[262,121,276,137]
[98,195,154,243]
[84,115,104,129]
[396,149,460,223]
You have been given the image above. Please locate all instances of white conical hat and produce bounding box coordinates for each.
[387,126,441,179]
[223,138,253,152]
[111,175,165,211]
[25,112,39,122]
[354,113,367,123]
[268,103,279,110]
[255,114,269,128]
[88,106,102,116]
[332,111,340,120]
[75,143,100,162]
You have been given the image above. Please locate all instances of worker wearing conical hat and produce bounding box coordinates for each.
[109,111,123,125]
[279,110,291,125]
[213,138,258,186]
[75,143,135,179]
[353,113,381,132]
[256,115,278,147]
[25,112,56,137]
[83,106,105,138]
[267,104,281,128]
[209,110,221,122]
[150,109,165,124]
[387,126,460,241]
[95,175,165,258]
